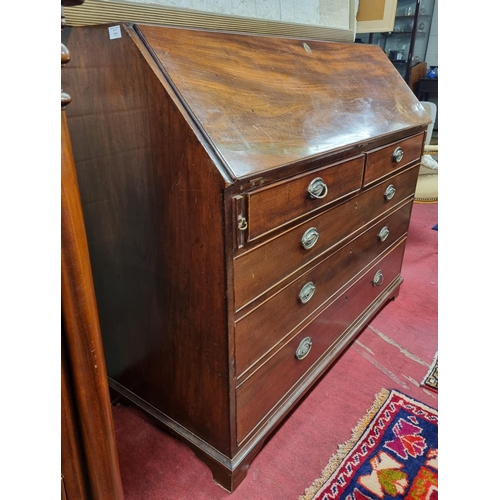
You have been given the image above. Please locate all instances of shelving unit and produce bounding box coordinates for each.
[356,0,435,84]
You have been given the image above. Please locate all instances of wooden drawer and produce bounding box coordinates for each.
[234,200,413,378]
[233,165,419,310]
[235,239,406,444]
[246,156,364,241]
[363,133,424,187]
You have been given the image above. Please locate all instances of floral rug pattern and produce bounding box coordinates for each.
[299,389,438,500]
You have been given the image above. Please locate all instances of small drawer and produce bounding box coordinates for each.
[235,240,406,444]
[234,200,413,378]
[364,133,424,187]
[233,165,419,310]
[246,156,364,241]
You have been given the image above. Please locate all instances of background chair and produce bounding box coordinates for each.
[415,101,438,202]
[421,100,437,146]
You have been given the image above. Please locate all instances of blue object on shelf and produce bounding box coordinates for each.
[426,66,438,79]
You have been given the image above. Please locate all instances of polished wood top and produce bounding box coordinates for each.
[136,24,430,180]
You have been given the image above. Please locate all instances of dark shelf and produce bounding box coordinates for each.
[369,0,435,85]
[390,31,427,35]
[395,14,431,18]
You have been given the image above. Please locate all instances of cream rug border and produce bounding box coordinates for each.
[421,351,438,390]
[298,388,391,500]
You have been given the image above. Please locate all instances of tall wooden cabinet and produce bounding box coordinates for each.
[61,3,123,498]
[62,23,431,492]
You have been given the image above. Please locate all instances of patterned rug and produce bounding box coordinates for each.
[299,389,438,500]
[421,353,438,392]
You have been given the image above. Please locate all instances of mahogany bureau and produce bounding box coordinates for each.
[62,23,431,492]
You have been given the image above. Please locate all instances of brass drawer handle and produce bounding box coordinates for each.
[301,227,319,250]
[298,281,316,304]
[378,226,390,242]
[384,184,396,201]
[295,337,313,360]
[392,146,404,163]
[307,177,328,199]
[372,269,384,287]
[237,215,248,231]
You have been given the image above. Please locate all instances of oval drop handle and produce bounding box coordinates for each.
[298,281,316,304]
[378,226,390,242]
[384,184,396,201]
[392,146,404,163]
[307,177,328,199]
[295,337,313,360]
[301,227,319,250]
[372,269,384,287]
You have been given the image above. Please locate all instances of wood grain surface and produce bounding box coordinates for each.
[61,5,124,497]
[62,22,429,492]
[235,200,413,379]
[233,165,419,309]
[137,24,430,178]
[61,107,124,500]
[235,240,407,443]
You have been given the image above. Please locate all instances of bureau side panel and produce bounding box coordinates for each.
[62,25,231,452]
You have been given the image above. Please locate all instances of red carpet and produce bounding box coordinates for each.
[112,202,438,499]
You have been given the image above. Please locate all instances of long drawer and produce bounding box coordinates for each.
[246,156,364,241]
[235,239,406,444]
[233,165,419,310]
[234,200,413,378]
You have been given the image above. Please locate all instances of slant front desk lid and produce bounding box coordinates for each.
[135,24,430,180]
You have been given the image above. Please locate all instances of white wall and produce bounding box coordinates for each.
[424,0,438,131]
[425,0,438,67]
[121,0,351,29]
